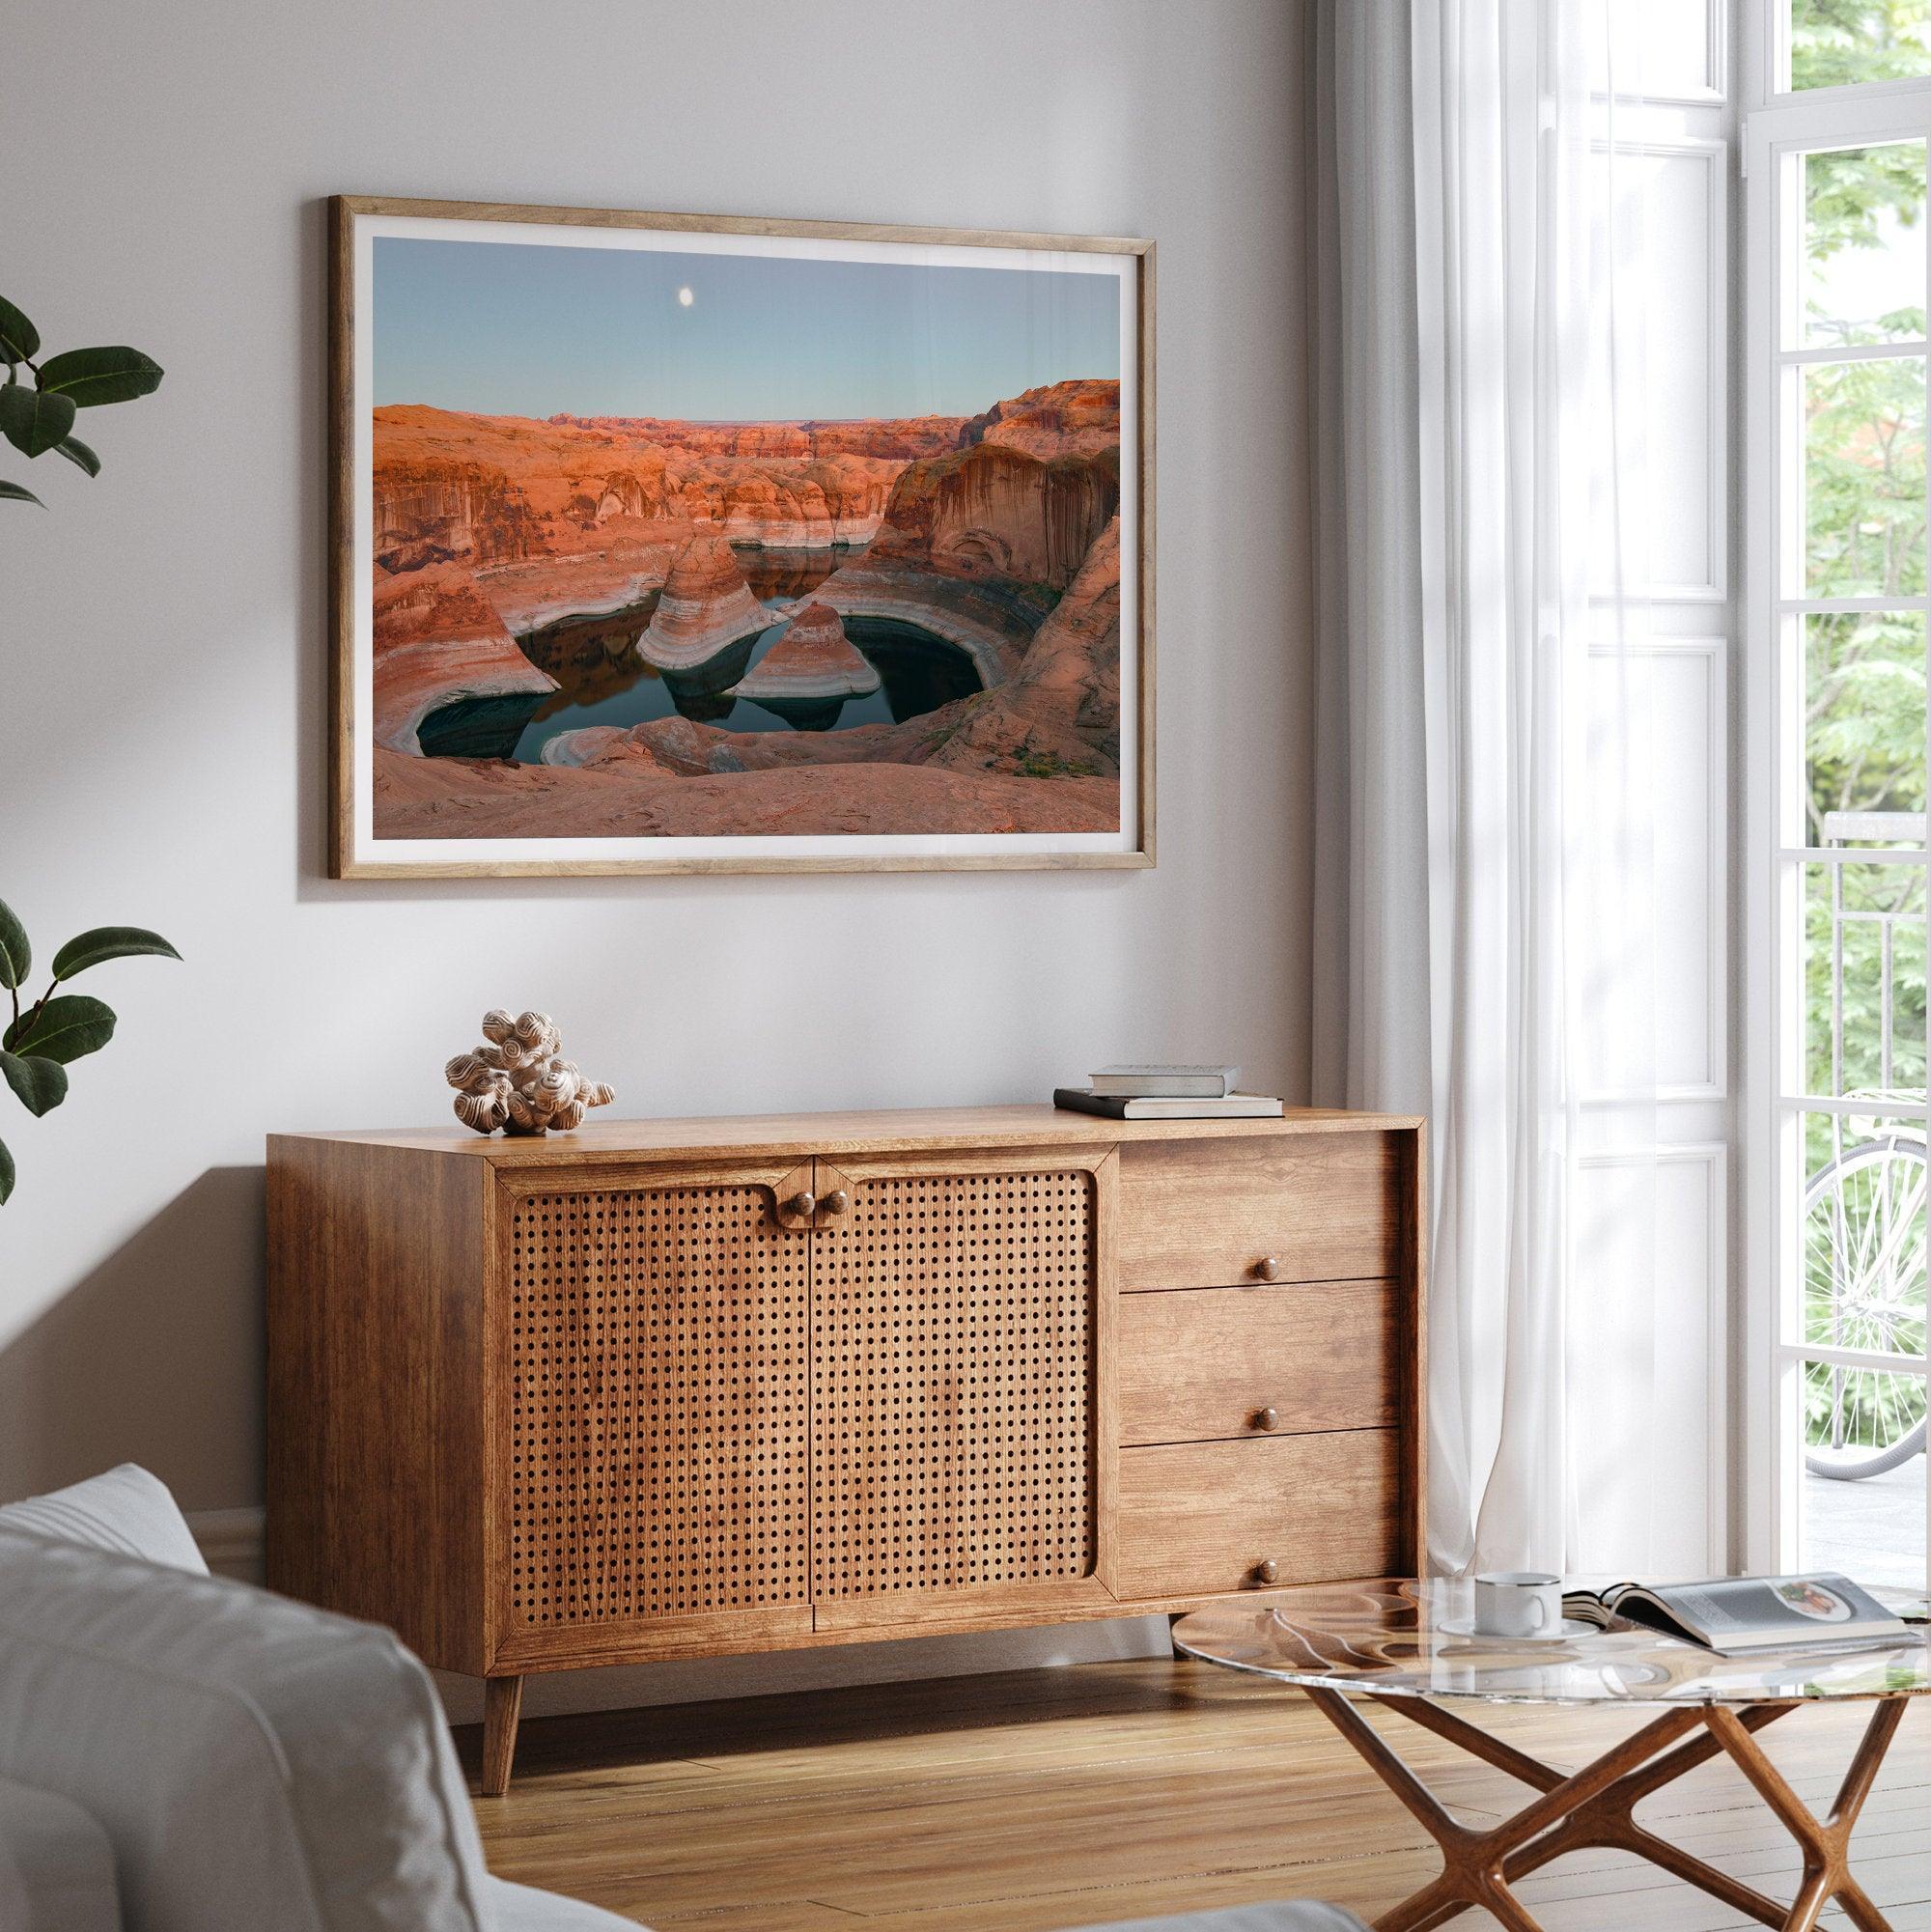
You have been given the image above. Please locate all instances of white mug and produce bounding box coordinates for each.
[1471,1571,1563,1639]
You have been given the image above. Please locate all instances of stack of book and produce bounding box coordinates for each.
[1053,1065,1285,1120]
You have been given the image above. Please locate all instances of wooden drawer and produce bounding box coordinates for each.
[1114,1432,1402,1598]
[1117,1133,1402,1291]
[1118,1281,1396,1445]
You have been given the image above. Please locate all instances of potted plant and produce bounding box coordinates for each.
[3,291,176,1202]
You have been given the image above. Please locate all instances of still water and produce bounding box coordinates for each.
[510,548,982,763]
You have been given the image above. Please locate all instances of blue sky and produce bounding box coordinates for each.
[373,236,1122,421]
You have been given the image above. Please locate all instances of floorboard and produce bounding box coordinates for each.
[461,1658,1931,1931]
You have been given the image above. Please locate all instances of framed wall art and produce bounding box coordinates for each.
[328,195,1154,878]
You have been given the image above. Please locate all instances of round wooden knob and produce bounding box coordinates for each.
[788,1190,817,1218]
[1254,1406,1279,1432]
[1255,1255,1281,1281]
[822,1189,850,1216]
[1254,1557,1279,1585]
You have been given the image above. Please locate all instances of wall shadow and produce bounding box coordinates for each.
[0,1166,265,1511]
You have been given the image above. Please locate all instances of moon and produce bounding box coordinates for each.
[677,286,694,308]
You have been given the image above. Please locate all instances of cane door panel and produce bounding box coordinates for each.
[497,1168,812,1652]
[807,1152,1117,1624]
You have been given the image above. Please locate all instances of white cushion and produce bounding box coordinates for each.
[0,1525,492,1931]
[0,1774,121,1932]
[0,1463,208,1574]
[484,1876,641,1930]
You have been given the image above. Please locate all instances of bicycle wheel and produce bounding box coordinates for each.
[1802,1134,1929,1481]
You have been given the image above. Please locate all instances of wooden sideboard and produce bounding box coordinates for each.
[266,1105,1425,1791]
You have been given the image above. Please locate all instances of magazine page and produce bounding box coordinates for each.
[1655,1575,1902,1645]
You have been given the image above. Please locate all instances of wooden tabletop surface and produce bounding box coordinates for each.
[269,1101,1427,1164]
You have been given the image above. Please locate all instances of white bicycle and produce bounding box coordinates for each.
[1803,1127,1928,1481]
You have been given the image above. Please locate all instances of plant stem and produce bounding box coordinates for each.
[13,983,50,1045]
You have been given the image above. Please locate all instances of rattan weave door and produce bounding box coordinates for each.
[809,1155,1109,1620]
[503,1172,810,1638]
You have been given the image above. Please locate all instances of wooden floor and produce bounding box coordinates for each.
[462,1658,1931,1932]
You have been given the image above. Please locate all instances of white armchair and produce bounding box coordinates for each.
[0,1465,633,1932]
[0,1467,1362,1932]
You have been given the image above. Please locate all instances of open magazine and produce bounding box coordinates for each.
[1563,1574,1917,1657]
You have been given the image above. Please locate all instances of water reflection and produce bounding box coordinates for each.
[512,571,987,761]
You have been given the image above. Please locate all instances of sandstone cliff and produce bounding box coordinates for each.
[371,563,558,758]
[374,406,904,559]
[924,515,1123,778]
[544,413,969,462]
[861,437,1118,589]
[801,425,1120,687]
[960,378,1124,461]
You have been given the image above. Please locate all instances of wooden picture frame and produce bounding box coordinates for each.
[328,196,1155,879]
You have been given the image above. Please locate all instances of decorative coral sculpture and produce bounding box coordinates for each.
[444,1009,614,1136]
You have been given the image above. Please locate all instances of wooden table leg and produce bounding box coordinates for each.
[481,1674,524,1798]
[1298,1690,1912,1932]
[1703,1699,1909,1932]
[1301,1689,1701,1931]
[1499,1702,1802,1928]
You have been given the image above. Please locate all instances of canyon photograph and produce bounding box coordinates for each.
[337,210,1147,872]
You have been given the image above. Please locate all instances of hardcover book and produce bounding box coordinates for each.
[1054,1087,1283,1120]
[1089,1063,1240,1098]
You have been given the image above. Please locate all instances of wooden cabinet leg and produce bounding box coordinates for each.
[482,1675,524,1797]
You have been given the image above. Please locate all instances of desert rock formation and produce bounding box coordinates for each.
[371,563,557,758]
[962,378,1125,461]
[635,529,772,690]
[924,515,1124,778]
[367,379,1126,839]
[376,406,908,556]
[732,602,881,730]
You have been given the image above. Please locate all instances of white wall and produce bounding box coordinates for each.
[0,0,1313,1714]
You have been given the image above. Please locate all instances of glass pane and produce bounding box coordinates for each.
[1804,356,1927,598]
[1802,145,1926,349]
[1802,1120,1929,1355]
[1804,863,1927,1095]
[1791,0,1931,91]
[1800,1369,1929,1582]
[1800,1363,1928,1591]
[1805,613,1927,840]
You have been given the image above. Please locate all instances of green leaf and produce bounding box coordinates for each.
[36,347,163,409]
[0,479,42,507]
[0,1133,13,1205]
[51,926,180,980]
[0,382,77,459]
[1,1051,68,1117]
[0,901,28,990]
[0,296,39,364]
[53,434,99,477]
[5,994,116,1064]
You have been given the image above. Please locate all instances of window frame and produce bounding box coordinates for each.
[1743,0,1931,1598]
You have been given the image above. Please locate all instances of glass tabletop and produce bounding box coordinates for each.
[1172,1579,1931,1707]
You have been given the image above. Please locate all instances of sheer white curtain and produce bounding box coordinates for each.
[1310,0,1662,1576]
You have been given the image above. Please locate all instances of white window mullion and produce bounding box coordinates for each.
[1783,338,1931,363]
[1746,24,1931,1596]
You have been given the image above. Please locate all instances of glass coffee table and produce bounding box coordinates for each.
[1173,1579,1930,1932]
